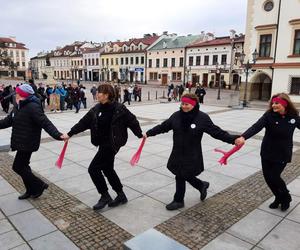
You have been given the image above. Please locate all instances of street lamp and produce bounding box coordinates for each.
[215,62,226,100]
[238,49,258,107]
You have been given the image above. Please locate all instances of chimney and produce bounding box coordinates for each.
[163,31,168,35]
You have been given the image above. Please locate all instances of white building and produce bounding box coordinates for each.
[0,37,29,79]
[186,33,244,89]
[82,47,105,81]
[244,0,300,102]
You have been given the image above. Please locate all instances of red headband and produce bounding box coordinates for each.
[272,97,288,107]
[16,87,30,98]
[181,97,196,107]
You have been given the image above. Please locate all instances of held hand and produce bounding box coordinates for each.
[143,134,147,139]
[235,136,245,146]
[60,133,70,142]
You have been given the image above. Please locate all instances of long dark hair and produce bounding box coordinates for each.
[98,84,115,102]
[268,93,299,116]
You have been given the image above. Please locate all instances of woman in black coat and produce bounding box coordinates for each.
[145,93,239,210]
[236,93,300,211]
[62,84,143,210]
[0,84,63,199]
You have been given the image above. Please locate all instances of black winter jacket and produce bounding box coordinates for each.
[0,96,62,152]
[146,109,238,177]
[242,111,300,163]
[67,102,143,153]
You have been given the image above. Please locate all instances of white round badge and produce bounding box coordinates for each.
[290,119,296,124]
[98,112,102,117]
[191,124,196,129]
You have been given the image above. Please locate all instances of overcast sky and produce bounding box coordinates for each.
[1,0,247,58]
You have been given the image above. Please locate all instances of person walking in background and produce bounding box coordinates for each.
[0,84,64,199]
[79,85,87,109]
[122,86,130,105]
[61,84,143,210]
[37,83,47,109]
[70,83,81,113]
[178,84,184,100]
[195,84,206,104]
[145,93,239,210]
[235,93,300,211]
[91,84,97,102]
[128,84,133,101]
[56,83,67,112]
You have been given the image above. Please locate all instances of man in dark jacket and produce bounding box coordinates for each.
[145,93,239,210]
[0,84,63,199]
[62,84,143,210]
[195,84,206,104]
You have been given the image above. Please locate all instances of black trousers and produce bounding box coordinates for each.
[88,146,123,195]
[12,151,45,195]
[261,158,290,201]
[174,175,204,202]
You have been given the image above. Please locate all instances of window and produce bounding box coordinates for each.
[204,56,209,65]
[163,58,168,67]
[290,77,300,95]
[189,56,193,66]
[121,58,124,65]
[136,57,139,64]
[156,59,160,68]
[92,58,95,65]
[10,51,13,57]
[212,55,218,65]
[22,62,25,67]
[171,58,175,67]
[16,62,19,66]
[106,58,109,66]
[149,72,158,80]
[88,59,91,66]
[96,58,99,65]
[111,58,114,65]
[102,59,104,66]
[130,57,134,64]
[293,30,300,55]
[141,56,144,64]
[148,59,152,68]
[221,54,227,65]
[125,57,129,65]
[21,51,25,57]
[16,51,19,57]
[171,72,182,81]
[264,1,274,12]
[116,58,119,65]
[179,57,184,67]
[196,56,201,66]
[81,61,83,66]
[259,34,272,57]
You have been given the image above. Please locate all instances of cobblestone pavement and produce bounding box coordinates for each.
[0,102,300,249]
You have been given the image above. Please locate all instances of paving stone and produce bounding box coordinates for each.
[226,209,282,245]
[0,231,26,249]
[9,209,57,241]
[258,219,300,250]
[102,195,179,235]
[29,230,79,250]
[134,154,168,170]
[11,244,31,250]
[286,203,300,224]
[0,219,14,234]
[0,192,33,216]
[64,149,95,162]
[29,157,74,172]
[288,179,300,197]
[0,180,16,197]
[201,232,253,250]
[124,228,189,250]
[114,161,149,180]
[122,171,174,194]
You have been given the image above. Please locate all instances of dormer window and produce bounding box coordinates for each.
[140,45,143,50]
[131,46,134,51]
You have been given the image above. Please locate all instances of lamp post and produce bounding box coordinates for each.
[237,49,258,107]
[215,62,226,100]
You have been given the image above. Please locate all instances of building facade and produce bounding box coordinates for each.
[0,37,29,79]
[146,34,204,85]
[244,0,300,102]
[186,34,244,89]
[100,34,160,83]
[82,47,104,82]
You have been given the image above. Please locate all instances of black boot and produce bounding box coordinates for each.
[31,183,49,199]
[166,200,184,211]
[93,193,113,210]
[18,192,31,200]
[108,191,128,207]
[269,197,280,209]
[281,194,292,211]
[200,181,210,201]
